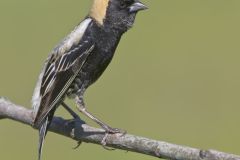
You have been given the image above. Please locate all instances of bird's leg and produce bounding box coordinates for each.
[61,102,80,120]
[75,96,122,134]
[61,102,84,149]
[61,101,86,129]
[75,96,124,148]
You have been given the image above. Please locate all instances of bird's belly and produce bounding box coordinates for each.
[66,50,113,98]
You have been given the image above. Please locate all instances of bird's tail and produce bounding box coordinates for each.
[38,117,49,160]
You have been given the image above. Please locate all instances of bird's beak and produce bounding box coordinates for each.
[129,1,148,13]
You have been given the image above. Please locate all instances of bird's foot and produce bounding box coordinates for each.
[101,133,115,150]
[102,125,126,135]
[65,119,85,150]
[100,127,127,150]
[73,141,82,150]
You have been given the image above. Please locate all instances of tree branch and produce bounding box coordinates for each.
[0,97,239,160]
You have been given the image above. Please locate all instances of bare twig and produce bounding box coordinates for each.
[0,97,239,160]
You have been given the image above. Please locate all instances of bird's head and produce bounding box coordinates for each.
[89,0,147,32]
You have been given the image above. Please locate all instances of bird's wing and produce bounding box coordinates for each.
[34,41,94,127]
[33,18,95,127]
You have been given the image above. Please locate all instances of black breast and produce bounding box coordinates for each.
[67,21,122,97]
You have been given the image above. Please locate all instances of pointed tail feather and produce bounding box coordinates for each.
[38,117,48,160]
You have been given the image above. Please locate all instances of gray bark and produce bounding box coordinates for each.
[0,97,239,160]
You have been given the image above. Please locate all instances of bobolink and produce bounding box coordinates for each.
[32,0,147,159]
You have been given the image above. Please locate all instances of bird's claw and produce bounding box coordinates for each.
[100,133,115,151]
[103,126,126,135]
[100,127,127,150]
[73,141,82,150]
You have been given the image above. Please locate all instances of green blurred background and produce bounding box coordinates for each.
[0,0,240,159]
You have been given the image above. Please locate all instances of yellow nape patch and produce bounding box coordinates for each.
[90,0,110,25]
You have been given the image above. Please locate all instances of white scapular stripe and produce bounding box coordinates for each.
[58,18,92,55]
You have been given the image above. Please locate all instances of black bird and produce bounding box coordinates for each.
[32,0,147,159]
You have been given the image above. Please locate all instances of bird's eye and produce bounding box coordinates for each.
[120,0,133,9]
